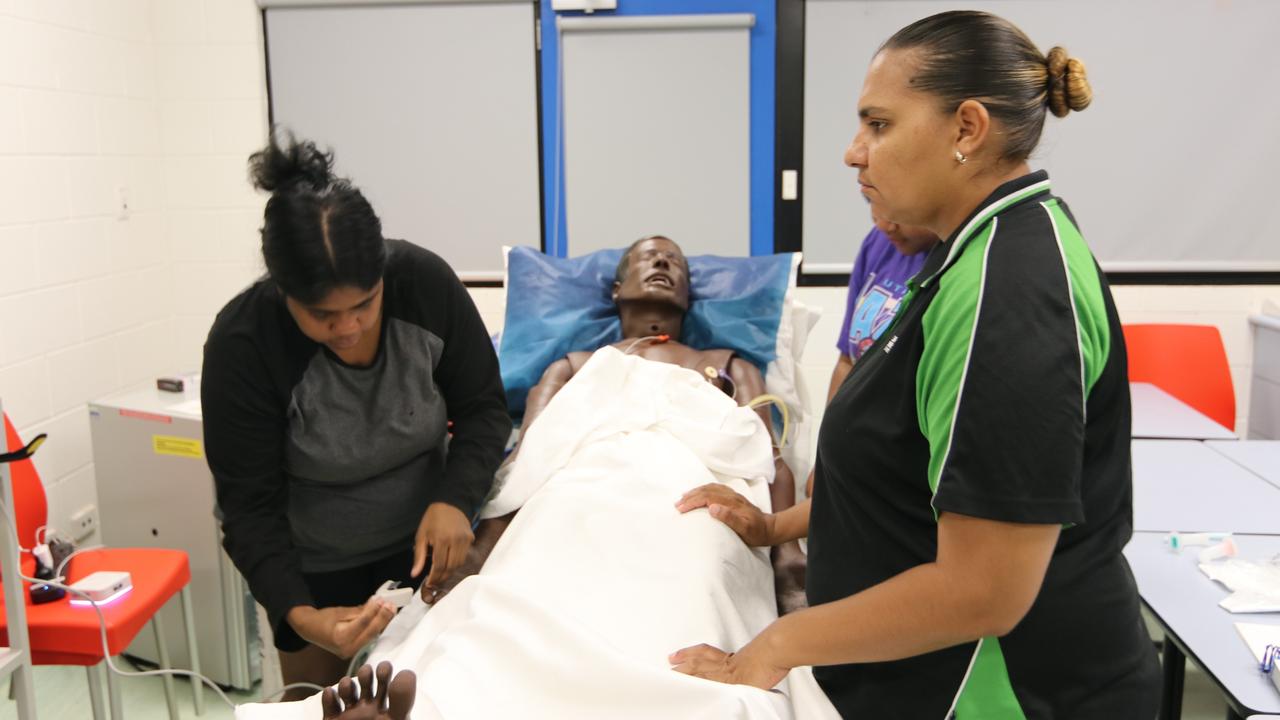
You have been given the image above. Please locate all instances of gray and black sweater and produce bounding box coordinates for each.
[201,240,510,636]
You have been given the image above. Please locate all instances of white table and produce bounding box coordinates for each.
[1209,441,1280,490]
[1133,440,1280,534]
[1126,532,1280,719]
[1131,382,1237,440]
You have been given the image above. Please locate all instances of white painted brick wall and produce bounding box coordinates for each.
[0,0,266,540]
[154,0,269,372]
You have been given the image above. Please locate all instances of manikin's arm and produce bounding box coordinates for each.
[522,358,575,433]
[425,358,575,601]
[727,358,807,614]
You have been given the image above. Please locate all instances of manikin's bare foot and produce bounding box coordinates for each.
[320,661,416,720]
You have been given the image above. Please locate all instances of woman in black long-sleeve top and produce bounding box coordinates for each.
[201,134,510,698]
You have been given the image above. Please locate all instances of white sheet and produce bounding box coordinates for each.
[237,348,838,719]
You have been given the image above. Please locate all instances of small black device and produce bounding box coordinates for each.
[29,582,65,605]
[157,377,185,392]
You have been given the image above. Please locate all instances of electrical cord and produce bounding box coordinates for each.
[0,500,325,709]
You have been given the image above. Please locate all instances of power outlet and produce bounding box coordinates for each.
[116,185,130,220]
[70,505,98,542]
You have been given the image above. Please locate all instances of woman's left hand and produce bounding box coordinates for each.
[412,502,475,596]
[668,642,789,690]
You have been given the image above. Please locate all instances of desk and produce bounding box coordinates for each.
[1126,533,1280,719]
[1209,441,1280,490]
[1132,382,1237,440]
[1133,440,1280,534]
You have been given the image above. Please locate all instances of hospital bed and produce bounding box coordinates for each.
[236,248,836,719]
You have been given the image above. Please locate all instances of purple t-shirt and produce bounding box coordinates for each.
[836,228,930,359]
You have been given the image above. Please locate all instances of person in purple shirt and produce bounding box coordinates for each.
[807,213,937,496]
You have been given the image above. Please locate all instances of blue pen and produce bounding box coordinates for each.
[1262,644,1277,673]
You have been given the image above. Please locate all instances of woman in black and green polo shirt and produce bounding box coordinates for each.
[672,10,1161,718]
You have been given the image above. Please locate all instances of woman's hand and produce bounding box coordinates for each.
[676,483,778,547]
[287,599,396,659]
[669,642,789,690]
[412,502,475,595]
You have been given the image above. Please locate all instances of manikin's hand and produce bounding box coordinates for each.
[412,502,475,598]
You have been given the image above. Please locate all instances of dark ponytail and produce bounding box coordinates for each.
[249,130,386,305]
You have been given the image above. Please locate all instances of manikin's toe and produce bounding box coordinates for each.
[386,668,417,720]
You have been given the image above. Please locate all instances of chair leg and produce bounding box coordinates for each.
[153,614,180,720]
[86,663,108,720]
[105,657,125,720]
[180,586,204,715]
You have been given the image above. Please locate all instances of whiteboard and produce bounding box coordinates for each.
[803,0,1280,273]
[264,2,541,279]
[560,17,752,257]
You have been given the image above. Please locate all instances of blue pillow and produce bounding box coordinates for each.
[498,246,796,416]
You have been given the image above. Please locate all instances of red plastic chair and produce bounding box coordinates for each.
[0,415,203,719]
[1123,323,1236,431]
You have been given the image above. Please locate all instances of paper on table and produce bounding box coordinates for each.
[1235,622,1280,696]
[1201,559,1280,613]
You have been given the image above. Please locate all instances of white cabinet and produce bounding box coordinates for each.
[89,383,260,690]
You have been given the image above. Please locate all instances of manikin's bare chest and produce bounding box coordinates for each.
[608,339,735,395]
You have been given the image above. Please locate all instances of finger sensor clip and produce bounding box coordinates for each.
[375,580,414,609]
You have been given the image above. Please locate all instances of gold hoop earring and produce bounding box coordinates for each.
[954,150,968,165]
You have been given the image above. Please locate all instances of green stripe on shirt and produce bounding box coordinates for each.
[917,221,996,500]
[953,637,1028,719]
[1043,200,1111,397]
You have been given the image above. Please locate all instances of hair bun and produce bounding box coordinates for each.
[248,130,335,193]
[1045,46,1092,118]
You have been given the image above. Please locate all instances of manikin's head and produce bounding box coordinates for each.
[611,235,691,313]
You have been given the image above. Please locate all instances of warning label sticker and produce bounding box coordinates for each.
[153,435,203,459]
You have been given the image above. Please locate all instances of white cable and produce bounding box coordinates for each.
[0,500,323,709]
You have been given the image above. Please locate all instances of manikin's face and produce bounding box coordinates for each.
[612,237,691,312]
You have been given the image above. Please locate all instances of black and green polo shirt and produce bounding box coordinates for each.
[808,171,1160,719]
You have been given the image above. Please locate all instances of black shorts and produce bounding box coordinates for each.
[274,547,422,653]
